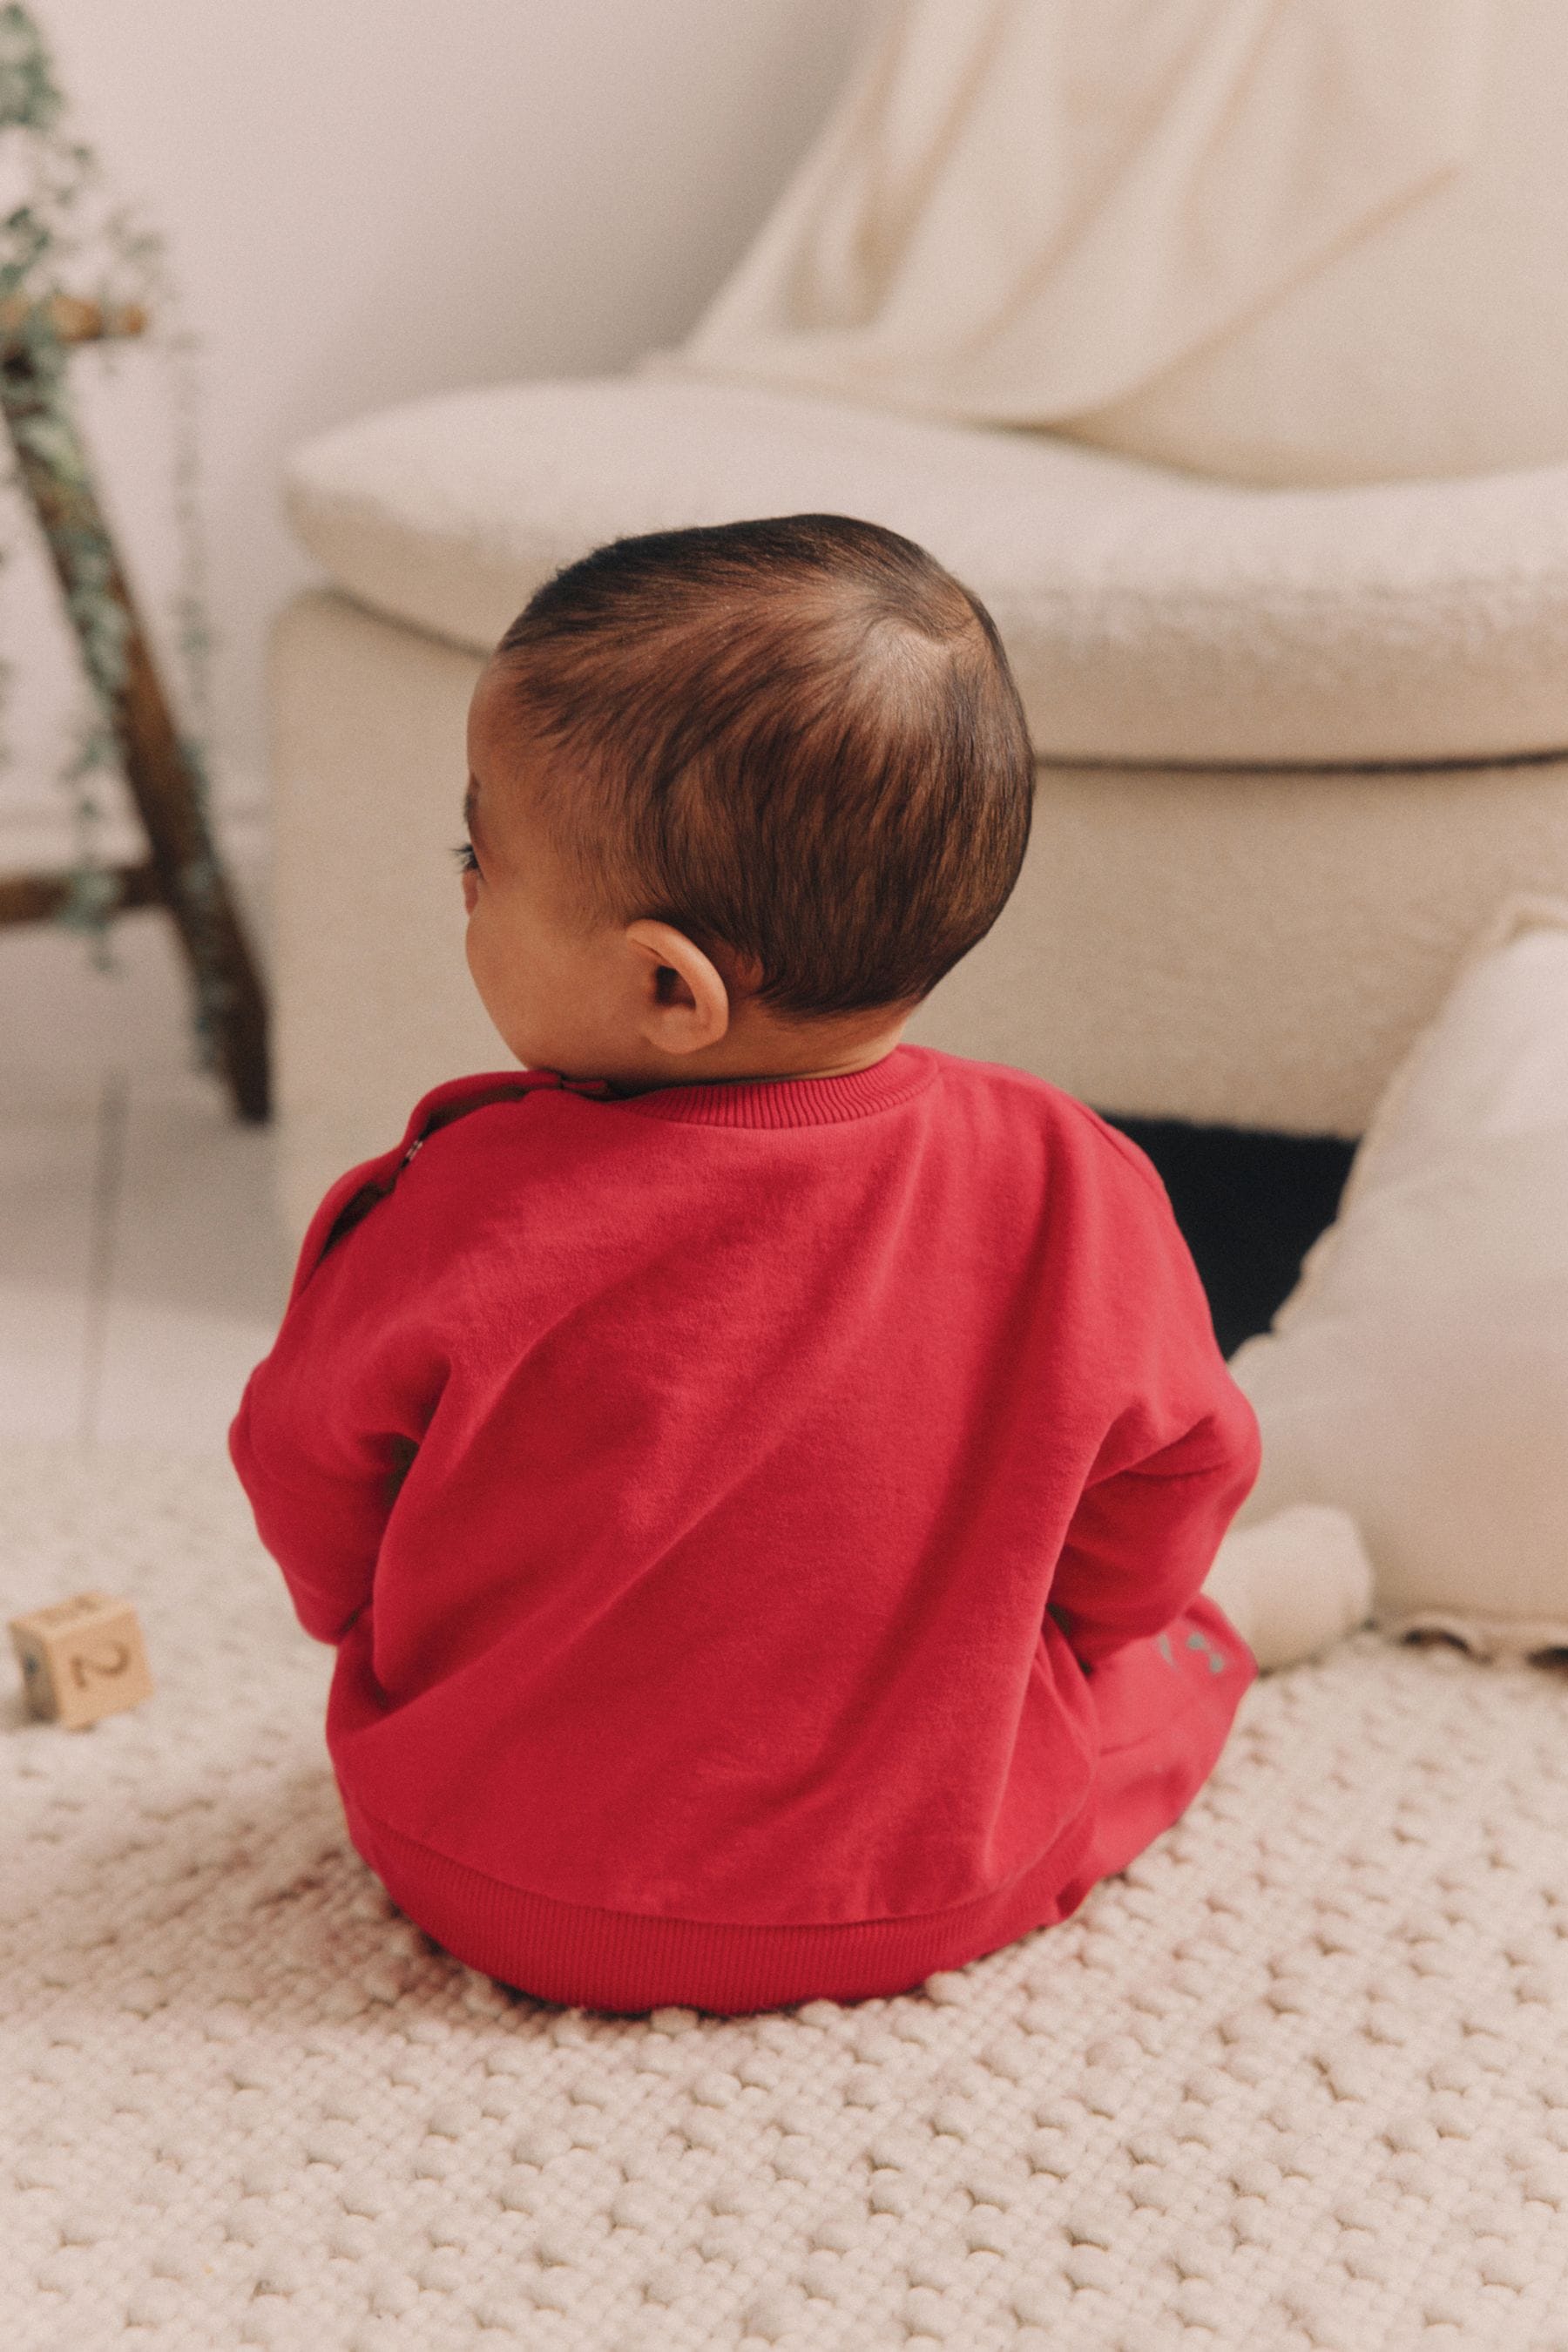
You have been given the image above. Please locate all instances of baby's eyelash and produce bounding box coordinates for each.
[452,841,479,875]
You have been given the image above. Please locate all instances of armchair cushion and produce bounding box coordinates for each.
[285,375,1568,769]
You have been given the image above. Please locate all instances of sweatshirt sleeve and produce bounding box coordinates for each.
[229,1157,452,1646]
[1044,1123,1263,1670]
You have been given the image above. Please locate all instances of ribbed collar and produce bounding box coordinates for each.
[603,1044,937,1129]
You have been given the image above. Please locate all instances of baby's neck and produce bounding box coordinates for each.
[607,1010,911,1095]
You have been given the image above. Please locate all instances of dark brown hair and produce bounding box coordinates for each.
[494,514,1033,1018]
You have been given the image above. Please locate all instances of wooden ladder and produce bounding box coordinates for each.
[0,294,268,1121]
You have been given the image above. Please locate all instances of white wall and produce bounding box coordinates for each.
[0,0,871,857]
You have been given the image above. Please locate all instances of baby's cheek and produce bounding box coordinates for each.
[464,911,515,1017]
[461,871,479,916]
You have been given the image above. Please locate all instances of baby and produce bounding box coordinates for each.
[233,514,1342,2020]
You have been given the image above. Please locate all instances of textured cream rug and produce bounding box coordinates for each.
[4,1443,1568,2352]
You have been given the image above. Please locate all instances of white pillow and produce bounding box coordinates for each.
[1227,895,1568,1657]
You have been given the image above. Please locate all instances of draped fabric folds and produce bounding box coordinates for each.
[655,0,1486,427]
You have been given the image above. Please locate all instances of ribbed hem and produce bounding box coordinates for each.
[603,1045,937,1130]
[338,1791,1098,2018]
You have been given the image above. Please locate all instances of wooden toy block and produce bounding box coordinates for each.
[8,1590,153,1729]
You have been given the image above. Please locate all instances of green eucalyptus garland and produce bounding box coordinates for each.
[0,1,215,967]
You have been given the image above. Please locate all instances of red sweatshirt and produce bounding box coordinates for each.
[231,1047,1260,2016]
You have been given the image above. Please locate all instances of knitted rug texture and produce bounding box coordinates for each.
[4,1442,1568,2352]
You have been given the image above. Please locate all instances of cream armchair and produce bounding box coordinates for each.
[269,0,1568,1248]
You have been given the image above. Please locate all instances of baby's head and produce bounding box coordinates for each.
[461,513,1032,1090]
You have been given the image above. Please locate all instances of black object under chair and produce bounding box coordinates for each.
[1097,1117,1357,1362]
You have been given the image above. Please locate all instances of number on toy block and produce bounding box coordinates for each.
[7,1591,153,1729]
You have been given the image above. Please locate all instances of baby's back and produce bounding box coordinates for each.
[233,1044,1257,2001]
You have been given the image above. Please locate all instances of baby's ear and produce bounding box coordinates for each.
[652,961,698,1008]
[625,920,731,1054]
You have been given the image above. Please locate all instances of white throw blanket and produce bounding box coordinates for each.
[663,0,1485,424]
